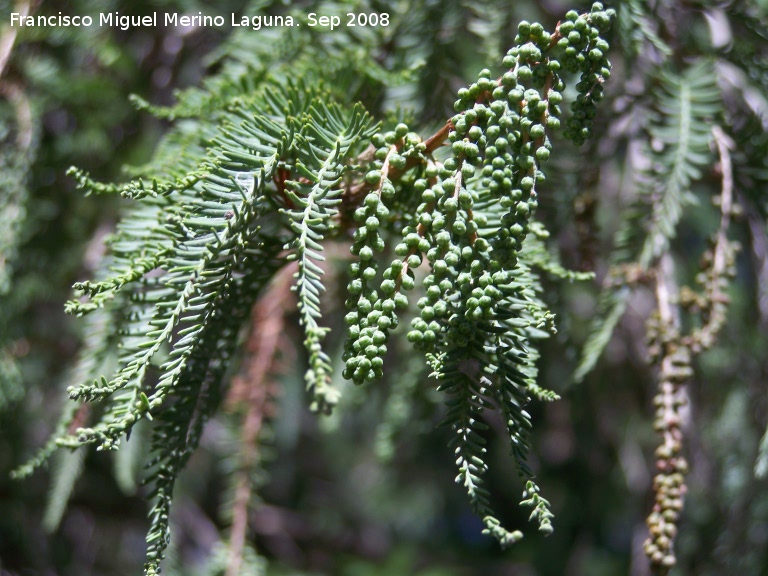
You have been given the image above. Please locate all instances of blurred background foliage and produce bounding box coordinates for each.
[1,0,768,575]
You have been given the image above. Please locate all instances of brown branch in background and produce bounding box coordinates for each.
[0,0,34,79]
[272,166,300,210]
[746,200,768,325]
[225,265,295,576]
[0,81,33,151]
[683,126,737,352]
[644,254,691,575]
[572,188,598,271]
[67,404,91,436]
[655,254,678,331]
[644,126,741,573]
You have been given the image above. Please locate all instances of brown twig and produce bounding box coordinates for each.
[225,265,295,576]
[745,198,768,325]
[340,15,576,216]
[684,125,735,351]
[1,81,34,150]
[644,254,691,575]
[67,404,91,436]
[0,0,33,80]
[422,121,452,154]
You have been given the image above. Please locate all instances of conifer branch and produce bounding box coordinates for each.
[575,59,722,382]
[645,254,691,575]
[6,2,768,575]
[683,125,736,352]
[11,4,622,572]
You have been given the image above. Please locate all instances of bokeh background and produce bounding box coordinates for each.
[2,1,768,575]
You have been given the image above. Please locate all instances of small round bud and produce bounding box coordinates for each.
[407,330,423,343]
[521,176,535,191]
[548,90,563,104]
[529,124,545,138]
[365,170,382,185]
[390,154,406,170]
[362,266,376,281]
[443,198,459,212]
[365,216,380,231]
[424,283,440,299]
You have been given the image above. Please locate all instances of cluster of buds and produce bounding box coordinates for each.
[644,343,692,573]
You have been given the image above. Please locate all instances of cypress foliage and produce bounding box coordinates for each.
[5,1,768,575]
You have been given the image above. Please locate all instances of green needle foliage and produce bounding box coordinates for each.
[5,1,768,575]
[11,3,616,572]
